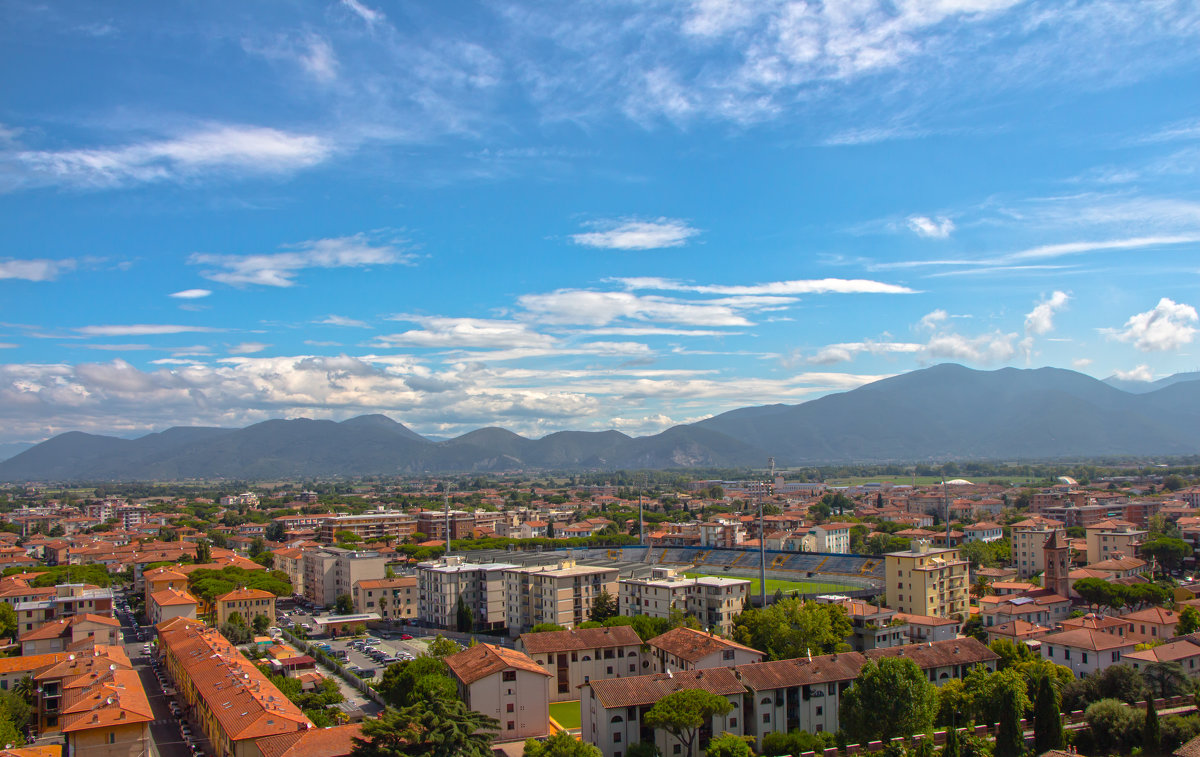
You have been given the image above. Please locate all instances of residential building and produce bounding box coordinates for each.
[270,548,305,596]
[582,668,746,757]
[893,613,961,643]
[1122,607,1181,642]
[444,644,552,741]
[519,626,644,702]
[865,637,999,686]
[1086,520,1147,565]
[818,598,909,651]
[19,614,121,655]
[617,567,750,635]
[158,619,311,757]
[805,523,853,553]
[15,584,114,635]
[884,541,970,620]
[352,577,417,623]
[986,620,1052,645]
[1125,636,1200,677]
[1060,613,1134,639]
[147,587,199,625]
[645,627,763,674]
[255,724,362,757]
[979,591,1072,628]
[505,560,619,635]
[34,645,134,733]
[1039,628,1139,678]
[303,547,388,608]
[1011,517,1065,578]
[215,588,276,627]
[1086,555,1149,579]
[963,522,1004,543]
[417,556,516,632]
[60,667,153,757]
[143,567,189,602]
[0,652,67,695]
[318,509,417,544]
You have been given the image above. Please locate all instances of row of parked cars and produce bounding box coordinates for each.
[150,651,205,757]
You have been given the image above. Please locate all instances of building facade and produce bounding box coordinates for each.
[885,542,970,619]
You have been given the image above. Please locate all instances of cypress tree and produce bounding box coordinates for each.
[942,724,960,757]
[1145,696,1161,753]
[1033,675,1064,753]
[994,687,1025,757]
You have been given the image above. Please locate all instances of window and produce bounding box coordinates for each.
[763,714,770,723]
[723,650,735,661]
[507,703,514,712]
[109,734,116,744]
[613,733,622,743]
[502,671,516,682]
[816,706,823,716]
[507,721,515,731]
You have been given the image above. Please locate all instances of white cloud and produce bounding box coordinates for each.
[1007,235,1200,262]
[1113,364,1154,382]
[8,125,330,190]
[169,289,212,299]
[374,317,556,349]
[571,218,699,250]
[923,331,1018,364]
[191,234,414,287]
[907,215,955,239]
[244,33,338,84]
[0,343,16,349]
[518,290,754,327]
[1072,358,1093,369]
[75,324,222,337]
[341,0,383,25]
[807,341,923,365]
[228,342,270,355]
[616,277,916,295]
[0,258,77,282]
[919,310,949,331]
[1105,297,1199,352]
[319,315,370,328]
[1024,291,1070,335]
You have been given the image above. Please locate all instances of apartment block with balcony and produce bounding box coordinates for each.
[317,509,417,544]
[885,541,970,620]
[417,556,516,632]
[353,577,417,622]
[1010,516,1065,578]
[505,560,619,635]
[302,547,388,608]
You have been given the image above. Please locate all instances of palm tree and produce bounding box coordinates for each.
[379,594,389,629]
[14,675,34,704]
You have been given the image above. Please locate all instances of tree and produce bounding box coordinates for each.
[732,598,853,660]
[336,593,354,615]
[990,639,1037,670]
[1178,606,1200,636]
[266,521,287,542]
[351,699,497,757]
[1073,577,1116,612]
[522,731,603,757]
[220,621,252,644]
[1140,538,1191,577]
[0,601,16,639]
[624,743,661,757]
[590,590,618,624]
[841,658,938,743]
[195,538,212,563]
[249,537,266,557]
[253,613,271,635]
[378,656,453,708]
[1164,475,1186,492]
[1033,673,1064,753]
[942,724,960,757]
[427,635,459,659]
[704,733,753,757]
[643,689,733,757]
[1145,696,1161,752]
[455,595,473,633]
[1143,661,1191,698]
[993,684,1025,757]
[530,623,565,633]
[228,611,246,627]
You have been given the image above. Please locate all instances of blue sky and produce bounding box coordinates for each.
[1,0,1199,446]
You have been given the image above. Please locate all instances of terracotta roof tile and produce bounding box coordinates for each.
[646,627,762,663]
[587,667,745,709]
[444,643,551,685]
[256,724,363,757]
[865,637,999,668]
[520,626,642,655]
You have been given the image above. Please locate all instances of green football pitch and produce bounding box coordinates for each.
[683,572,853,597]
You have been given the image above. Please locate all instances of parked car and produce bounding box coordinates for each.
[399,634,414,640]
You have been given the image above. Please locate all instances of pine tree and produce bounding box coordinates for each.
[1033,675,1064,753]
[994,686,1025,757]
[1144,696,1161,753]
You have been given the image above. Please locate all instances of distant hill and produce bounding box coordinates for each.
[1103,371,1200,394]
[4,363,1200,480]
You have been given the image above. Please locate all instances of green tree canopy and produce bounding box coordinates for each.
[1033,674,1063,754]
[703,733,754,757]
[378,655,454,709]
[732,598,852,660]
[589,590,618,624]
[351,700,497,757]
[643,689,733,757]
[335,593,355,615]
[841,658,938,743]
[522,730,603,757]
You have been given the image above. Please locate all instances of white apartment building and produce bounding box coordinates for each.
[519,625,644,702]
[445,644,552,741]
[617,567,750,635]
[505,560,619,635]
[417,556,517,632]
[1039,628,1138,679]
[302,547,389,607]
[806,522,853,553]
[318,508,418,544]
[963,522,1004,543]
[645,626,763,673]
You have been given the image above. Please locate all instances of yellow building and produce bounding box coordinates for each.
[60,668,153,757]
[143,566,189,602]
[158,618,310,757]
[215,587,276,627]
[352,577,417,622]
[885,541,970,620]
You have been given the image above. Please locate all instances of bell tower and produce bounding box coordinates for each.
[1043,528,1069,598]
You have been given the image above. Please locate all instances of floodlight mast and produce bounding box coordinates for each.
[760,457,774,608]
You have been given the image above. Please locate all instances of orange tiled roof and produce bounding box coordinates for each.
[444,643,551,685]
[646,627,762,663]
[150,588,200,607]
[60,668,153,733]
[520,625,642,654]
[256,724,363,757]
[216,587,275,602]
[0,651,68,676]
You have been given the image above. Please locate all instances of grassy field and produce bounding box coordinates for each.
[549,701,581,729]
[684,572,852,597]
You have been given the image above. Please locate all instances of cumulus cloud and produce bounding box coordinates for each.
[318,315,370,328]
[75,324,222,336]
[1024,291,1070,335]
[191,234,415,287]
[7,125,331,190]
[571,218,699,250]
[616,277,916,295]
[907,215,955,239]
[919,310,949,331]
[807,341,923,365]
[923,331,1018,364]
[374,317,556,349]
[0,258,77,282]
[1104,297,1199,352]
[169,289,212,299]
[1113,364,1154,382]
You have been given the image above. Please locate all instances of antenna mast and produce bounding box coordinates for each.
[444,484,451,558]
[760,457,774,608]
[637,472,646,547]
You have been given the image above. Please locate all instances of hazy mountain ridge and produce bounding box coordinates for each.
[4,364,1200,480]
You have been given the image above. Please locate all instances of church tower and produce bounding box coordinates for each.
[1043,528,1070,598]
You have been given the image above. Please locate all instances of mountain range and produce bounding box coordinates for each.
[3,363,1200,481]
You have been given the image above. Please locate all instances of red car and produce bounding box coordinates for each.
[399,634,414,640]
